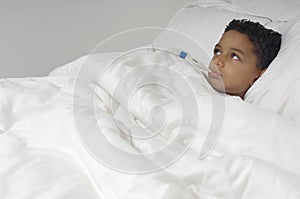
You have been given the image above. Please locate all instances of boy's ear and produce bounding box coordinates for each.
[258,68,267,78]
[250,69,267,86]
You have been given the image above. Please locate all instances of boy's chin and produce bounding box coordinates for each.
[208,77,225,93]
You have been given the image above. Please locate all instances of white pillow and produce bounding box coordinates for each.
[229,0,300,21]
[244,19,300,121]
[152,4,272,67]
[189,0,300,21]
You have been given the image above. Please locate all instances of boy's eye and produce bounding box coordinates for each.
[214,49,221,55]
[231,53,239,60]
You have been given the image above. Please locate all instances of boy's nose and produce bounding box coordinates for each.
[214,57,225,68]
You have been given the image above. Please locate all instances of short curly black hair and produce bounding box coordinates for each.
[225,19,282,70]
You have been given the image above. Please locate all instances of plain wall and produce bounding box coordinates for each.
[0,0,189,78]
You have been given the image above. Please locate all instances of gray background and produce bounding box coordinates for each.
[0,0,188,78]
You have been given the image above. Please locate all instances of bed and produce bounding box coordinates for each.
[1,0,300,198]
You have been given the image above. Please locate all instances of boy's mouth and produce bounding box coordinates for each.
[208,62,223,79]
[208,70,223,79]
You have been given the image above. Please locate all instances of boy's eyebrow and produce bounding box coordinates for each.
[215,44,245,56]
[230,47,245,56]
[215,44,221,49]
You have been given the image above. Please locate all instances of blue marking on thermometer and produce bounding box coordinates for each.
[179,51,211,73]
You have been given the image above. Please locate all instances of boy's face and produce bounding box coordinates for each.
[208,30,264,98]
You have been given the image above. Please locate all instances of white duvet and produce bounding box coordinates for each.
[0,50,300,199]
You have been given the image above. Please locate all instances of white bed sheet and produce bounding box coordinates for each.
[1,50,300,199]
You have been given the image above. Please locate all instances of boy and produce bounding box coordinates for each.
[208,19,282,99]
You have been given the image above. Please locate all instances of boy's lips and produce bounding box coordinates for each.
[208,70,223,79]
